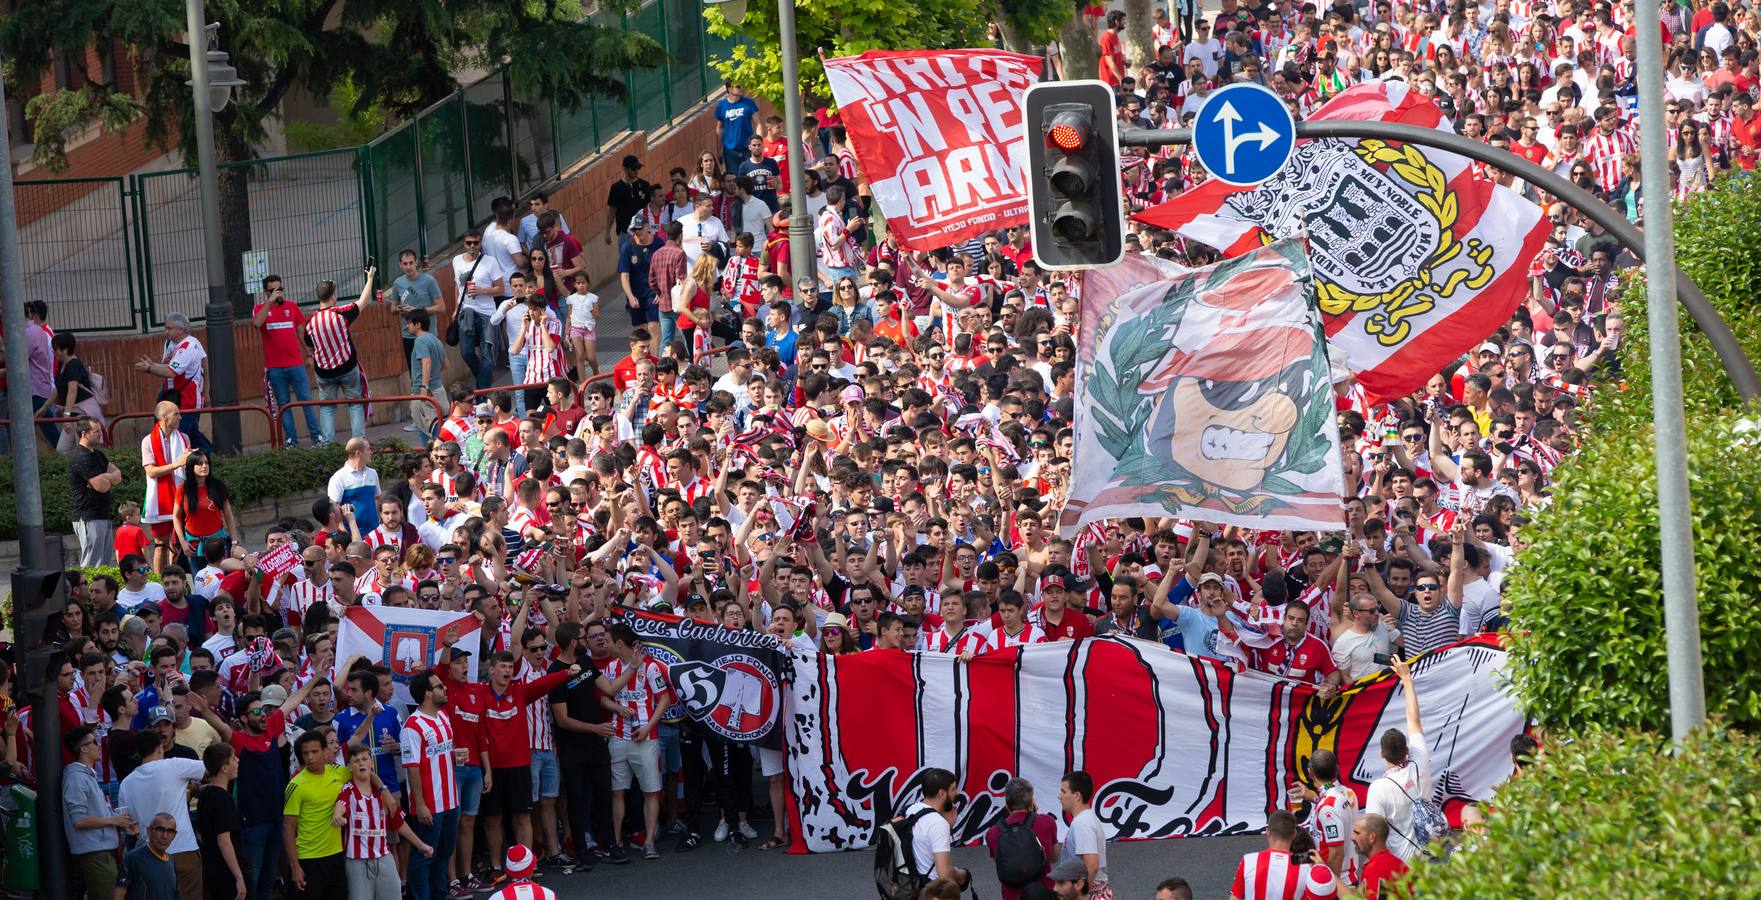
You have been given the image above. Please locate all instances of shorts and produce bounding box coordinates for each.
[480,764,533,816]
[657,723,683,774]
[609,737,662,793]
[759,746,787,778]
[627,299,657,326]
[150,521,174,539]
[457,764,484,817]
[567,324,596,341]
[529,748,561,801]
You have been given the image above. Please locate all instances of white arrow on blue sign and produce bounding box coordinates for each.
[1192,83,1297,187]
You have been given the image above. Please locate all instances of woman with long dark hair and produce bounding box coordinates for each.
[171,451,239,569]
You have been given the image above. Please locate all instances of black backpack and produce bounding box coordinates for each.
[873,807,936,900]
[993,815,1047,887]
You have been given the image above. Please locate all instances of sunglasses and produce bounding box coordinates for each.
[464,240,481,247]
[1415,584,1441,591]
[437,556,456,564]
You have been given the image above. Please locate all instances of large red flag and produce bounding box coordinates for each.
[1136,83,1548,404]
[823,49,1043,251]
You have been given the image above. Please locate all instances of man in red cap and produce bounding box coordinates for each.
[484,845,553,900]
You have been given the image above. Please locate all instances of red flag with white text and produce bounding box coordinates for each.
[1136,82,1548,403]
[823,49,1043,251]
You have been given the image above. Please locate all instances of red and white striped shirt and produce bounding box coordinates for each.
[601,655,672,741]
[282,578,333,627]
[1232,849,1323,900]
[1581,127,1637,193]
[337,781,400,859]
[983,623,1046,652]
[437,416,474,444]
[431,469,480,502]
[515,659,555,752]
[365,525,406,554]
[677,477,715,506]
[303,303,361,374]
[400,709,459,813]
[522,310,565,383]
[487,882,557,900]
[816,206,859,269]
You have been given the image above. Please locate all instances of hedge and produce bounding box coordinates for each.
[1500,175,1761,735]
[0,441,409,541]
[1402,724,1761,898]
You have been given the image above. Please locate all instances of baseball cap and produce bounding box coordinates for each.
[147,705,174,725]
[474,402,493,419]
[901,585,926,598]
[437,645,473,664]
[1197,572,1225,587]
[1477,341,1503,355]
[628,211,651,231]
[1041,575,1071,592]
[137,602,161,617]
[1049,858,1089,882]
[841,384,865,404]
[504,844,538,879]
[684,593,710,609]
[257,684,290,709]
[621,154,644,171]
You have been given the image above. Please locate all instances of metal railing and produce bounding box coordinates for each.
[105,404,278,446]
[15,0,735,335]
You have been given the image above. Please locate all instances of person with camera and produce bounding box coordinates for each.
[253,274,324,447]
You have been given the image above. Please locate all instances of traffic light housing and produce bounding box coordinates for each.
[11,568,65,698]
[1024,80,1125,270]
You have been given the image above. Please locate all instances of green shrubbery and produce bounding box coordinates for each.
[0,441,408,540]
[1402,724,1761,899]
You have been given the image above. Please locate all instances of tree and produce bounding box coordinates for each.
[708,0,1070,105]
[1120,0,1155,74]
[0,0,665,313]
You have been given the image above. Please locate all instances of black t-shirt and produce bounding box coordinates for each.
[68,444,112,522]
[118,845,179,900]
[547,656,607,754]
[738,157,782,207]
[196,784,241,900]
[606,178,654,236]
[56,357,93,406]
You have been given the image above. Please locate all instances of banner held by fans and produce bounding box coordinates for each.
[622,609,789,749]
[1061,238,1344,535]
[334,606,482,706]
[823,49,1042,251]
[1136,82,1549,404]
[784,635,1522,853]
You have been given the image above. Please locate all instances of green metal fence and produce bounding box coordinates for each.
[16,0,733,333]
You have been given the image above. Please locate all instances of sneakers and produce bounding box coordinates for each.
[541,854,575,870]
[479,870,507,892]
[713,820,730,843]
[459,876,488,893]
[642,843,659,860]
[446,882,472,900]
[666,818,688,836]
[402,424,423,433]
[606,845,630,865]
[737,821,759,840]
[676,832,701,853]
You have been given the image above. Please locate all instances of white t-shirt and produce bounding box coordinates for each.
[1457,579,1502,637]
[452,252,509,316]
[905,801,953,879]
[676,213,730,264]
[566,291,600,330]
[1184,39,1224,77]
[117,582,166,613]
[118,757,207,854]
[1364,733,1433,861]
[192,564,225,600]
[481,223,522,279]
[1331,628,1380,682]
[1062,807,1110,888]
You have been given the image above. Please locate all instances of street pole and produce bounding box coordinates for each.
[777,0,818,294]
[1634,0,1705,743]
[0,51,48,572]
[187,0,242,454]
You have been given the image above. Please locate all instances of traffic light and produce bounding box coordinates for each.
[1024,80,1125,270]
[11,568,65,697]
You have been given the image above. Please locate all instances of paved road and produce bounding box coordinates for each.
[517,831,1262,900]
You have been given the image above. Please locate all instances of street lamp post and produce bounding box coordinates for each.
[0,51,47,572]
[185,0,247,454]
[704,0,818,291]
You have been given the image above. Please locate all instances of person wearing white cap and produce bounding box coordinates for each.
[482,845,553,900]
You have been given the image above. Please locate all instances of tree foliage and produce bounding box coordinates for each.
[708,0,1074,105]
[1500,175,1761,734]
[0,0,666,171]
[1402,724,1761,898]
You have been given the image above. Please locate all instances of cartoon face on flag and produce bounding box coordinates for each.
[1061,239,1345,534]
[822,49,1043,251]
[1136,82,1548,403]
[335,606,482,706]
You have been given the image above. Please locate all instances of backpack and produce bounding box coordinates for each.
[86,366,110,407]
[1385,774,1451,861]
[873,807,935,900]
[993,815,1047,887]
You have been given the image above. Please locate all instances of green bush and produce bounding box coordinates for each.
[1402,724,1761,898]
[1500,175,1761,734]
[0,441,409,540]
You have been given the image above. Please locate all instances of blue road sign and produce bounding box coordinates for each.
[1192,83,1297,187]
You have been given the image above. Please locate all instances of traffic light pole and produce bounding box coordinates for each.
[1117,122,1761,403]
[0,52,48,571]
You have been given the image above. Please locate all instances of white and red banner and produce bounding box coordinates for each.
[256,542,301,582]
[335,606,481,706]
[1062,239,1345,534]
[823,49,1043,251]
[784,635,1523,853]
[1136,83,1548,403]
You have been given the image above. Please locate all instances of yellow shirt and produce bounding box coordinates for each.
[284,765,349,859]
[174,718,220,756]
